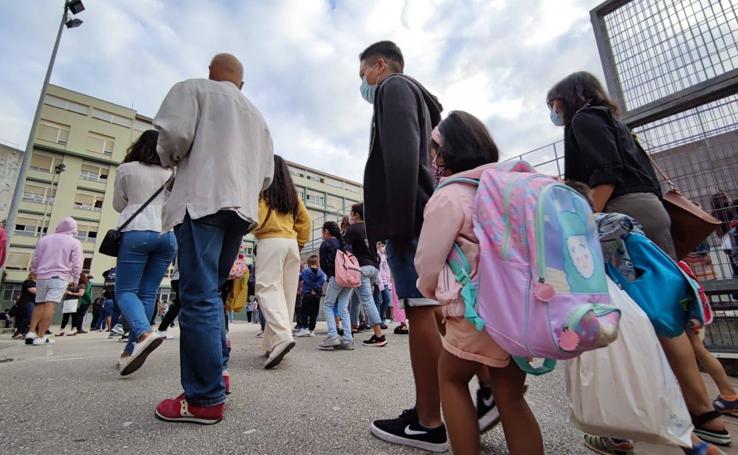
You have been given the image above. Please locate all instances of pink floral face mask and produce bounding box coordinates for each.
[430,125,445,186]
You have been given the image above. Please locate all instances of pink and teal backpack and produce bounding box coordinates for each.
[439,161,620,375]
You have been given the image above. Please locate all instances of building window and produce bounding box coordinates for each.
[91,108,132,127]
[82,257,92,273]
[324,177,343,189]
[6,251,32,271]
[76,222,99,242]
[22,182,55,205]
[305,190,325,207]
[345,184,362,194]
[74,190,104,212]
[80,163,110,182]
[37,120,70,145]
[14,214,46,237]
[326,195,343,210]
[44,94,89,115]
[305,172,325,183]
[30,152,63,173]
[86,132,114,156]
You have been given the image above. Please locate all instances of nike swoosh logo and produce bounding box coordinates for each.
[404,425,428,436]
[483,396,495,407]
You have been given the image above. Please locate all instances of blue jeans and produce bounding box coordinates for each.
[175,211,250,407]
[323,277,353,342]
[116,230,177,354]
[356,265,382,327]
[374,285,391,320]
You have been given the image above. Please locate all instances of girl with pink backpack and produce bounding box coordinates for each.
[415,111,543,455]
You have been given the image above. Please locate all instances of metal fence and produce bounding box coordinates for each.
[586,0,738,354]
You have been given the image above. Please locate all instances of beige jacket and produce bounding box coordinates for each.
[154,78,274,231]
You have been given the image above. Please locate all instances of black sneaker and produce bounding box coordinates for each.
[337,328,344,337]
[393,323,409,335]
[370,408,449,453]
[476,384,500,434]
[363,335,387,347]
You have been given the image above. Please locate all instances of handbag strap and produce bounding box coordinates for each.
[255,207,273,231]
[632,134,676,190]
[117,177,172,232]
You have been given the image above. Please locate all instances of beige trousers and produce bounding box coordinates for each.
[256,237,301,352]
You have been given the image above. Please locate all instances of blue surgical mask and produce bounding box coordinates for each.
[549,107,565,127]
[360,77,377,104]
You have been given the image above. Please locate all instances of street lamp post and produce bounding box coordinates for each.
[0,0,84,282]
[40,163,66,235]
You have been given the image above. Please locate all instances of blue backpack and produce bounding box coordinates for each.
[598,214,703,337]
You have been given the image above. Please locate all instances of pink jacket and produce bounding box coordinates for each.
[31,217,83,284]
[415,163,497,317]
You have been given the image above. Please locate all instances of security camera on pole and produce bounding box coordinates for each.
[0,0,85,282]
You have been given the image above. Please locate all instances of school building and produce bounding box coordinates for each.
[1,84,362,306]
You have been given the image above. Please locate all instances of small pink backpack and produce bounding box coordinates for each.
[335,250,362,288]
[440,161,620,375]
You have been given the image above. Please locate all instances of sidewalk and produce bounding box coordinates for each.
[1,322,737,454]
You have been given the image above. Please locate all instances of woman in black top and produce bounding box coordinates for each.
[343,203,387,347]
[12,273,36,338]
[547,71,673,257]
[547,71,729,450]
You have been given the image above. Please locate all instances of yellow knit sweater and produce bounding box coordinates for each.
[253,198,312,247]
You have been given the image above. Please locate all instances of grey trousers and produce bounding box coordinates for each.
[605,192,677,260]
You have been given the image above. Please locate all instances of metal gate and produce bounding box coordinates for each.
[515,0,738,354]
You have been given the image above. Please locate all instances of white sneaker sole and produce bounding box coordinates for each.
[155,409,222,425]
[370,423,449,453]
[264,341,295,369]
[478,406,501,434]
[121,335,163,376]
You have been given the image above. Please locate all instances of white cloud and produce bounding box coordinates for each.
[0,0,607,181]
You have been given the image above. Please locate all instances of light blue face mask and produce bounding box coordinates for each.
[549,106,565,127]
[360,76,377,104]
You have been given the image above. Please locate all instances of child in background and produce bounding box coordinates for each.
[296,255,326,337]
[376,242,393,326]
[415,111,542,454]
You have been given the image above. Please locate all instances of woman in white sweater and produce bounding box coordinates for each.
[113,130,176,376]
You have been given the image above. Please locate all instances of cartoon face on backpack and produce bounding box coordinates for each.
[559,210,599,288]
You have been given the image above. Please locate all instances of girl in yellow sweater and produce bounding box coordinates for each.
[254,155,312,369]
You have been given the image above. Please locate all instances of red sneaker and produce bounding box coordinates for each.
[155,394,224,424]
[223,371,231,395]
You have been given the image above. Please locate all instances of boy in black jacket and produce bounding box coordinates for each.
[359,40,486,452]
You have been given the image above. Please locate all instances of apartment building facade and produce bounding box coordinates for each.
[2,84,363,305]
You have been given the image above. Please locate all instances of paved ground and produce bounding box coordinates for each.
[0,321,736,454]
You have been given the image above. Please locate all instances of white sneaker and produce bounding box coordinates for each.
[116,354,130,370]
[264,339,296,369]
[158,331,175,340]
[24,332,37,345]
[308,331,315,337]
[32,336,55,346]
[111,324,124,336]
[120,332,163,376]
[256,331,264,338]
[296,328,310,337]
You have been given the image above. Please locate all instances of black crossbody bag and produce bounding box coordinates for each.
[98,181,169,257]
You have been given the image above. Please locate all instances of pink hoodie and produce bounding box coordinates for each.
[31,217,83,284]
[415,163,498,317]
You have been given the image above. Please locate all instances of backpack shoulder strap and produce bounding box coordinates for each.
[436,177,479,192]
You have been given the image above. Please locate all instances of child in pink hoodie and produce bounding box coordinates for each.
[25,217,83,346]
[415,111,542,455]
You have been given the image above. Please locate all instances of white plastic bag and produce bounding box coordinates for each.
[564,278,693,447]
[62,299,78,314]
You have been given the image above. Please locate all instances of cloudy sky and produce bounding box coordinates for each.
[0,0,606,182]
